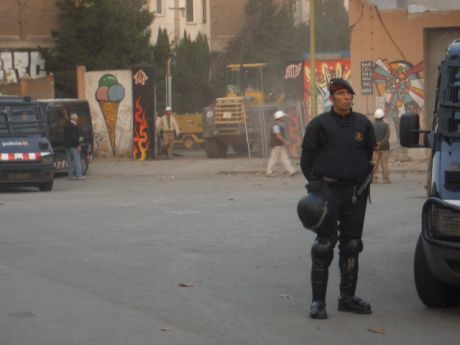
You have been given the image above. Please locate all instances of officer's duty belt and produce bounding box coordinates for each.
[321,176,361,187]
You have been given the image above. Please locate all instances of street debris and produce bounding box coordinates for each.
[367,328,385,335]
[280,294,292,299]
[178,282,195,287]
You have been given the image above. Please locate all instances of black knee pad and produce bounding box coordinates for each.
[311,238,334,264]
[341,239,363,256]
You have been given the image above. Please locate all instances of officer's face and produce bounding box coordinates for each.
[330,89,353,115]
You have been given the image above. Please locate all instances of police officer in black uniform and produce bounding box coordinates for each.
[300,78,376,319]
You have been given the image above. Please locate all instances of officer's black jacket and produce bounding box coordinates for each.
[301,109,376,181]
[63,122,81,148]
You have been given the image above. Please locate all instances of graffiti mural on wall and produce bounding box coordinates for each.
[282,59,352,157]
[95,74,126,156]
[0,51,46,83]
[86,70,132,158]
[372,59,424,135]
[304,59,351,115]
[133,96,149,160]
[132,66,155,161]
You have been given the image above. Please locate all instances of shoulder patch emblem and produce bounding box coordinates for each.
[355,131,364,142]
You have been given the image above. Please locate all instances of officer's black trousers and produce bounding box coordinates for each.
[310,183,368,301]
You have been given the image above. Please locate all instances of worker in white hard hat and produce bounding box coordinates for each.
[372,108,390,183]
[158,106,180,159]
[266,110,298,177]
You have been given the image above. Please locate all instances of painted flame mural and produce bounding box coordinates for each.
[131,66,155,160]
[133,96,149,160]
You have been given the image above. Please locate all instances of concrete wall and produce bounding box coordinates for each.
[349,0,460,133]
[85,70,133,158]
[0,75,54,99]
[369,0,460,12]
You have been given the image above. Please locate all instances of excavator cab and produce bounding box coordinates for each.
[225,63,266,105]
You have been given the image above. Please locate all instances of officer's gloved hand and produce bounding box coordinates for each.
[306,179,331,202]
[305,180,322,193]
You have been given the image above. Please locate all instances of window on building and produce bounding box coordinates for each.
[186,0,194,22]
[202,0,207,23]
[156,0,163,15]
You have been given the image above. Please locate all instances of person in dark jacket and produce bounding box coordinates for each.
[372,108,390,183]
[63,113,84,180]
[300,78,376,319]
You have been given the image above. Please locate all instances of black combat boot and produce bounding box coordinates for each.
[310,260,329,319]
[309,239,333,319]
[338,253,372,314]
[338,296,371,314]
[310,300,328,319]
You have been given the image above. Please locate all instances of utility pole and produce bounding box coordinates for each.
[173,0,180,45]
[166,0,181,110]
[310,0,317,118]
[165,57,172,109]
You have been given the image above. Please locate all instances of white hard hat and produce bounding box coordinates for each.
[374,108,384,119]
[165,106,172,112]
[274,110,286,120]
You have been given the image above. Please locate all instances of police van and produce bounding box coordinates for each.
[38,99,94,175]
[400,39,460,307]
[0,96,55,191]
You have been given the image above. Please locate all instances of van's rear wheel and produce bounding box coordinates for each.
[414,235,458,307]
[38,180,53,192]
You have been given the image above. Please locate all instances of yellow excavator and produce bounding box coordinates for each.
[203,63,277,158]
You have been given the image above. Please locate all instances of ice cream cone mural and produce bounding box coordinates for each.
[95,74,125,155]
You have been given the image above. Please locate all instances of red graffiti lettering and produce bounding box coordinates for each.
[285,63,303,80]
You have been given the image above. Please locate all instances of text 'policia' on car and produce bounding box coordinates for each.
[0,96,55,191]
[400,39,460,307]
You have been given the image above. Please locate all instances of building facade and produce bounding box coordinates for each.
[0,0,56,83]
[348,0,460,131]
[149,0,310,52]
[149,0,211,47]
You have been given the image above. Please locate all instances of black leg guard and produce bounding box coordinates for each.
[310,238,333,319]
[339,253,359,297]
[339,239,363,297]
[338,239,371,314]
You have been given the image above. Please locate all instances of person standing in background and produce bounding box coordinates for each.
[158,107,180,159]
[372,108,391,184]
[63,113,84,180]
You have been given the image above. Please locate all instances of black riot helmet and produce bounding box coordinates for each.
[297,192,328,232]
[329,78,355,95]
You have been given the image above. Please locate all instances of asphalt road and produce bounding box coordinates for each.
[1,158,459,345]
